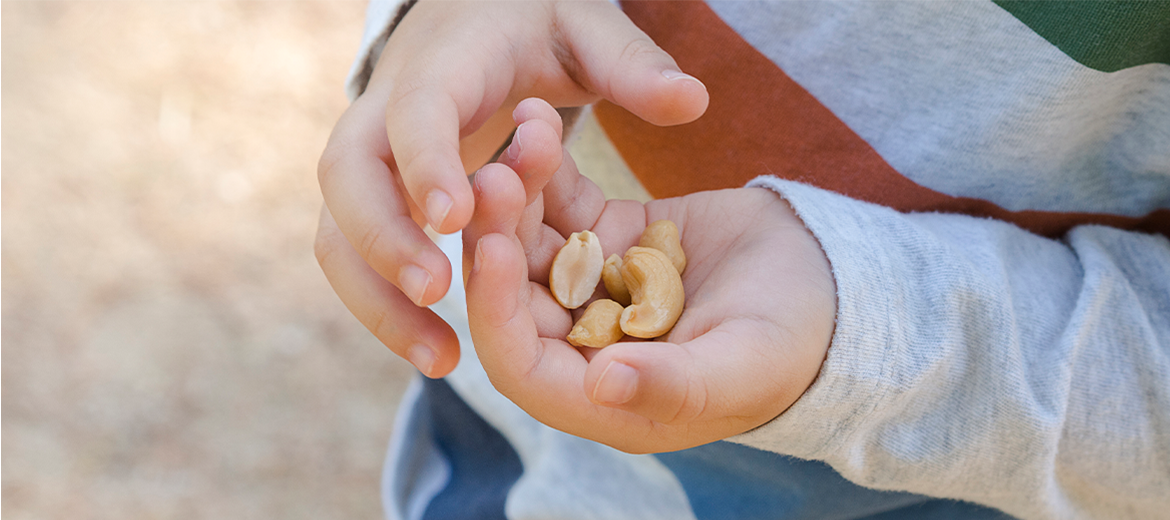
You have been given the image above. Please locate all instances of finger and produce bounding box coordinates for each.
[382,39,514,235]
[462,163,528,280]
[459,105,520,177]
[385,85,476,235]
[541,149,607,237]
[498,118,562,205]
[466,234,601,422]
[515,194,562,286]
[513,97,564,141]
[462,161,571,348]
[319,97,452,308]
[315,205,460,378]
[529,281,573,342]
[592,199,648,258]
[466,233,556,395]
[558,1,709,126]
[582,322,792,431]
[582,341,702,425]
[499,98,577,284]
[500,98,564,205]
[531,151,643,284]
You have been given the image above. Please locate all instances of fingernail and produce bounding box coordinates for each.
[406,343,436,377]
[662,69,701,84]
[425,190,453,229]
[593,361,638,405]
[398,264,432,306]
[471,167,485,194]
[506,123,525,162]
[472,238,484,274]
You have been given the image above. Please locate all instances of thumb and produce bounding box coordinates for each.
[583,341,710,425]
[582,325,797,428]
[557,2,709,126]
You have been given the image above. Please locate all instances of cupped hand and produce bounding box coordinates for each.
[462,118,837,453]
[315,0,708,378]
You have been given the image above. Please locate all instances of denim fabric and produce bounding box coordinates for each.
[658,441,1014,519]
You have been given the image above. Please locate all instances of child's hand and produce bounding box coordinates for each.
[315,1,708,378]
[462,112,837,453]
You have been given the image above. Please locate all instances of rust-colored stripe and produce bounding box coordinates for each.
[594,0,1169,238]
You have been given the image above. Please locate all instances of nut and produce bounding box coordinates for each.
[566,299,625,348]
[601,254,632,307]
[638,220,686,274]
[549,230,603,309]
[619,246,685,338]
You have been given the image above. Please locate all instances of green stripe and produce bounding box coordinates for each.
[994,0,1170,72]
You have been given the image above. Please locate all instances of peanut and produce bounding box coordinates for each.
[552,221,687,343]
[601,254,632,306]
[549,230,603,309]
[566,299,625,348]
[619,246,685,338]
[638,220,686,274]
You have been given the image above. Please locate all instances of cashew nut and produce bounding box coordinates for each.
[638,220,686,274]
[549,230,603,309]
[601,254,632,307]
[567,299,625,348]
[619,246,685,338]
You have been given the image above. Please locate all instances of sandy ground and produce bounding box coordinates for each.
[2,2,640,518]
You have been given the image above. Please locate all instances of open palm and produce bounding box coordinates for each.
[461,118,836,453]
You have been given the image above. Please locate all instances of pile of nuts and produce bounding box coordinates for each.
[548,220,686,348]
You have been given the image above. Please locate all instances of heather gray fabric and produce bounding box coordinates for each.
[712,1,1170,215]
[741,176,1170,519]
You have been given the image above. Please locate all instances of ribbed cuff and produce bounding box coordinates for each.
[729,176,904,461]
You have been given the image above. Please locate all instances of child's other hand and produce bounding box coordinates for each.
[462,103,836,453]
[315,1,708,378]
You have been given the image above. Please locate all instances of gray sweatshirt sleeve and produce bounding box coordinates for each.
[735,176,1170,519]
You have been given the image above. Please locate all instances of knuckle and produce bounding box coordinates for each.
[676,379,709,425]
[662,351,708,426]
[395,141,441,182]
[356,222,393,263]
[515,336,545,385]
[318,101,382,185]
[313,228,340,269]
[617,37,665,66]
[317,145,345,185]
[313,216,350,271]
[386,76,430,115]
[367,307,404,350]
[605,37,672,102]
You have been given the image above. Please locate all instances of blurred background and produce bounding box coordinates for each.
[2,1,641,518]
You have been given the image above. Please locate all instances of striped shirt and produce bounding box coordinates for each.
[348,2,1170,519]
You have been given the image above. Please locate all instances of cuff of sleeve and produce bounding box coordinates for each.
[728,176,904,461]
[345,0,417,101]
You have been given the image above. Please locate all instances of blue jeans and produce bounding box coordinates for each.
[393,378,1015,520]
